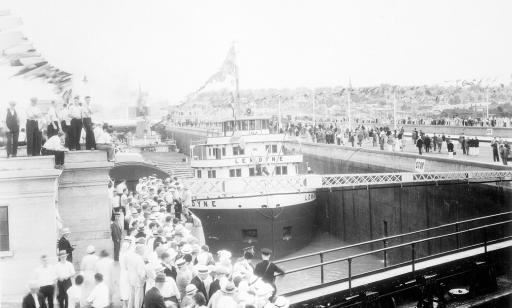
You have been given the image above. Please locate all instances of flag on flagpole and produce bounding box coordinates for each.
[184,45,238,102]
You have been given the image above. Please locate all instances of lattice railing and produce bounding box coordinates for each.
[182,171,512,199]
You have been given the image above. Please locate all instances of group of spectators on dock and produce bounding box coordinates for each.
[25,174,289,308]
[4,97,115,165]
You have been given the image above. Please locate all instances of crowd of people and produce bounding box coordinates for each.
[4,96,115,165]
[25,175,290,308]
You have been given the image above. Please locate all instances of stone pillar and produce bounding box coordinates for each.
[0,156,61,301]
[58,151,113,263]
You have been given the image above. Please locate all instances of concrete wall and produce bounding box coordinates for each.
[317,182,512,266]
[401,124,511,138]
[58,151,113,264]
[0,156,61,301]
[297,141,512,173]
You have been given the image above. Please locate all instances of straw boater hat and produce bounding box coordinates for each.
[61,228,71,235]
[175,258,186,268]
[57,250,68,257]
[273,296,290,308]
[185,284,198,296]
[86,245,96,254]
[196,264,210,275]
[181,244,192,255]
[221,281,237,294]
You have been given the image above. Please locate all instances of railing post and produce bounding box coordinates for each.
[383,240,388,268]
[483,228,488,255]
[455,222,460,249]
[348,258,353,295]
[411,243,416,273]
[319,253,324,284]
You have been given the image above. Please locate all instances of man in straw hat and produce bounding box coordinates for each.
[55,250,75,308]
[33,254,57,308]
[57,228,74,262]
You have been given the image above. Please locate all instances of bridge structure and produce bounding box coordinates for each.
[182,170,512,200]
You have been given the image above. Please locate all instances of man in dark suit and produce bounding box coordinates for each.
[57,228,74,262]
[111,213,123,262]
[143,273,166,308]
[22,281,46,308]
[191,265,211,301]
[254,248,285,296]
[5,101,20,158]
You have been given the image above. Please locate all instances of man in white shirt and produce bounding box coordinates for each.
[96,124,114,161]
[82,96,96,150]
[87,273,110,308]
[55,250,76,308]
[59,103,71,148]
[33,254,57,308]
[26,97,43,156]
[42,132,68,166]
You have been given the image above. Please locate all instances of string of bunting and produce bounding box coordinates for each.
[0,10,73,97]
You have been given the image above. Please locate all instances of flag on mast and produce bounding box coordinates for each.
[185,45,238,101]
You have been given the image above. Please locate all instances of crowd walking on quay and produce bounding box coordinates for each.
[24,175,289,308]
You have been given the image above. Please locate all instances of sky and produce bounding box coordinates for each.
[2,0,512,108]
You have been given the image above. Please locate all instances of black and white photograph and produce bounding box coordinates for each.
[1,1,512,307]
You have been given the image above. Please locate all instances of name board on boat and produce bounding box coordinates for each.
[234,156,284,165]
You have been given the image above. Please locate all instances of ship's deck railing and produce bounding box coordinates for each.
[182,170,512,199]
[274,211,512,296]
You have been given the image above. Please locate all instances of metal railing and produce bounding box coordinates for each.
[275,211,512,296]
[182,170,512,199]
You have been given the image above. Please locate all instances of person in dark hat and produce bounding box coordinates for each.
[5,101,20,158]
[143,273,166,308]
[111,212,123,262]
[254,248,284,296]
[57,228,74,262]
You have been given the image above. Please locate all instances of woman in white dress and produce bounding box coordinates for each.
[119,239,133,308]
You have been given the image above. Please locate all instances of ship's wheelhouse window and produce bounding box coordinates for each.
[242,120,249,131]
[222,147,226,156]
[207,170,216,178]
[282,166,288,175]
[208,148,212,156]
[197,170,202,178]
[229,168,242,177]
[242,229,258,243]
[236,121,242,131]
[249,120,256,130]
[265,144,278,154]
[224,121,234,132]
[275,166,281,175]
[249,167,262,176]
[255,120,262,130]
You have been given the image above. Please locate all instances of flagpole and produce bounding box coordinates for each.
[278,94,282,132]
[393,89,397,130]
[348,78,352,131]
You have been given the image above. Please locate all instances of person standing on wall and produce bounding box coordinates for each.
[59,102,71,149]
[5,101,20,158]
[68,96,83,151]
[83,96,96,150]
[46,100,60,138]
[26,97,43,156]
